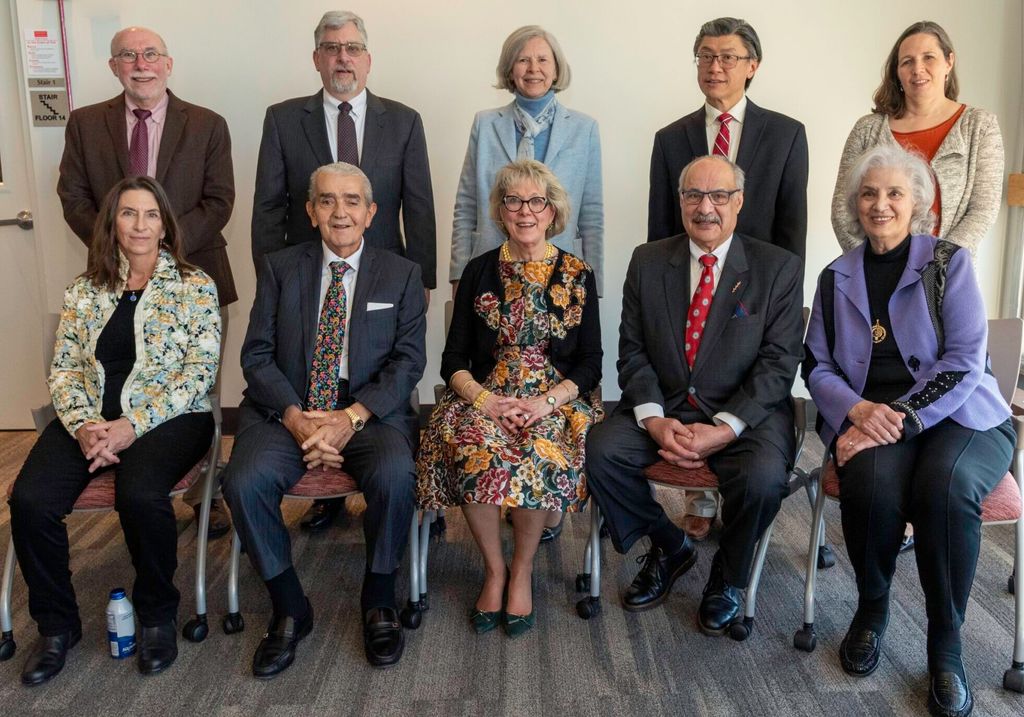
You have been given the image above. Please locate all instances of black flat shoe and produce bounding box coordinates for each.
[698,555,742,635]
[252,601,314,679]
[622,538,696,612]
[839,624,884,676]
[300,498,346,532]
[927,670,973,716]
[21,628,81,686]
[138,622,177,675]
[363,607,404,668]
[540,515,564,544]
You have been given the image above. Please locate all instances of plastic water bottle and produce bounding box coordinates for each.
[106,588,136,658]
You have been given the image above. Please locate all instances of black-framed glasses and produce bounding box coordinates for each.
[112,49,167,64]
[694,52,752,69]
[501,195,550,213]
[680,189,741,205]
[318,41,368,57]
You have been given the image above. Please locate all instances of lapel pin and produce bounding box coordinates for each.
[731,281,742,293]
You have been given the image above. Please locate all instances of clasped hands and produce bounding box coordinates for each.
[480,392,556,435]
[836,400,905,466]
[642,416,735,469]
[283,405,358,470]
[75,418,137,472]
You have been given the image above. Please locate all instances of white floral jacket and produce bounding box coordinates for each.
[49,250,221,437]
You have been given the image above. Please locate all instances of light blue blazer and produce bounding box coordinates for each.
[448,101,604,292]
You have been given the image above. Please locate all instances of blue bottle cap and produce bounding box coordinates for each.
[109,588,127,599]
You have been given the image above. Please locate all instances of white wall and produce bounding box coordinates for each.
[11,0,1023,406]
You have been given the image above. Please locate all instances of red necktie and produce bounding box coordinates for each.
[685,253,718,368]
[712,112,733,157]
[129,109,152,176]
[307,261,351,409]
[337,102,358,165]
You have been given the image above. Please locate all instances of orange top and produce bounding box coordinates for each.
[892,104,966,234]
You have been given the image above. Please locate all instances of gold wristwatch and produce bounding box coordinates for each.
[344,407,365,431]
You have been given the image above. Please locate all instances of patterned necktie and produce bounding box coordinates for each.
[684,253,718,368]
[337,102,358,165]
[129,109,152,176]
[712,112,733,158]
[307,260,351,410]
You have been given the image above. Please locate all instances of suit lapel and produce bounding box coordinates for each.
[300,243,323,376]
[493,104,518,162]
[691,236,748,379]
[834,248,871,327]
[544,106,570,163]
[663,240,691,373]
[105,95,131,177]
[349,245,380,369]
[155,92,185,184]
[301,91,334,168]
[686,108,709,156]
[735,100,765,170]
[360,90,386,170]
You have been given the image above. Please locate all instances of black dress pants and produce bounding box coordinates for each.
[9,413,213,635]
[585,407,795,588]
[838,417,1014,642]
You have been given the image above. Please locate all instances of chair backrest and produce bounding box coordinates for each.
[987,318,1023,406]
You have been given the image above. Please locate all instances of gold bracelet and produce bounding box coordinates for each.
[472,389,491,411]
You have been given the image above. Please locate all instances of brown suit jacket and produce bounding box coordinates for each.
[57,90,237,304]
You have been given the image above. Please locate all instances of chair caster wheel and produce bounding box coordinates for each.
[575,573,591,592]
[222,612,244,634]
[429,516,446,538]
[182,616,209,642]
[728,618,753,641]
[400,598,426,630]
[0,632,15,661]
[1004,665,1024,692]
[576,596,601,619]
[793,625,817,652]
[817,545,836,569]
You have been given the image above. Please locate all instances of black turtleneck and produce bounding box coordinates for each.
[862,235,915,403]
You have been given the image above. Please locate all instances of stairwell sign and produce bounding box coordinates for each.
[24,29,68,127]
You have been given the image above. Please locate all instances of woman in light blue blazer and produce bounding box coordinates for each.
[449,25,604,293]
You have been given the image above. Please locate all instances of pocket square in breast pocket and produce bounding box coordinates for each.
[731,300,750,319]
[367,302,394,311]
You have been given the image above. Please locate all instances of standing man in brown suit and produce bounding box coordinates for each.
[57,26,236,537]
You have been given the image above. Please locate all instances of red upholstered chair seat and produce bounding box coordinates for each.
[285,466,359,499]
[643,460,719,488]
[820,460,1021,523]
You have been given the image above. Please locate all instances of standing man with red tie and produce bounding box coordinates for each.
[57,26,236,538]
[585,156,803,635]
[646,17,808,540]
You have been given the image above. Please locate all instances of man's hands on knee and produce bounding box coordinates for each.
[283,405,347,470]
[643,416,704,468]
[681,422,735,461]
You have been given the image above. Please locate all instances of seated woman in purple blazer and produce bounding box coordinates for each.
[805,145,1012,717]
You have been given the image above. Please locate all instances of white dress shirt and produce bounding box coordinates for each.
[703,95,748,163]
[634,236,747,438]
[323,88,368,163]
[316,240,364,380]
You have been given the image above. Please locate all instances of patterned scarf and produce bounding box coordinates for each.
[512,94,558,161]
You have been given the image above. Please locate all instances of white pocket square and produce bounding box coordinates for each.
[367,302,394,311]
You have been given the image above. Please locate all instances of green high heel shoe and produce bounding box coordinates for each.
[469,608,503,634]
[503,571,536,638]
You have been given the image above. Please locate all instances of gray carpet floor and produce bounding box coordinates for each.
[0,433,1021,716]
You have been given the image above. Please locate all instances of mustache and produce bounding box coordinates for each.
[692,212,721,224]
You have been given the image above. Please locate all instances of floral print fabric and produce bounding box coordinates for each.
[417,256,601,512]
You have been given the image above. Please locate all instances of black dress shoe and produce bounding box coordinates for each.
[194,500,231,541]
[698,556,743,635]
[839,623,885,676]
[252,601,314,679]
[363,607,405,668]
[899,533,915,553]
[927,671,972,716]
[21,628,81,686]
[300,498,345,533]
[622,538,697,612]
[138,622,177,675]
[540,515,564,544]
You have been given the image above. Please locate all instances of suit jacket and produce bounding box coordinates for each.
[442,247,602,393]
[805,235,1008,448]
[617,233,803,453]
[240,241,426,443]
[449,102,604,291]
[647,100,808,260]
[251,89,437,288]
[57,91,237,305]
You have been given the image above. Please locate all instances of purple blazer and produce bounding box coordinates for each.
[806,234,1008,448]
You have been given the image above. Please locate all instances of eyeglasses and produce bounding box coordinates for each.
[694,52,752,69]
[501,195,550,213]
[318,41,368,57]
[680,189,741,205]
[112,49,168,64]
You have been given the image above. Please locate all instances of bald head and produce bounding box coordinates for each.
[110,26,167,56]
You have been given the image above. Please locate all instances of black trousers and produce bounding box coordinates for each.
[838,417,1014,639]
[9,413,213,635]
[585,407,795,588]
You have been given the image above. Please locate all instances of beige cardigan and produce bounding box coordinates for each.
[830,106,1004,256]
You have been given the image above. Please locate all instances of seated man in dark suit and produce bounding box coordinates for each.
[586,155,803,635]
[223,162,426,674]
